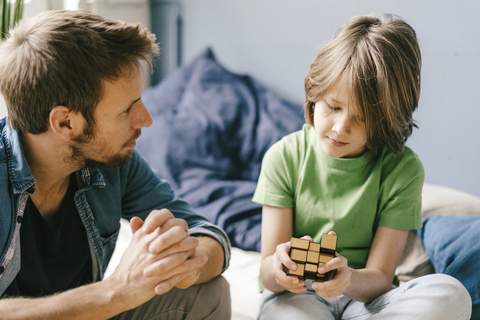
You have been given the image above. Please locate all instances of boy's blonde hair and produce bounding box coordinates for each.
[304,14,421,154]
[0,9,159,134]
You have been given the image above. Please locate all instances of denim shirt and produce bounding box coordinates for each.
[0,117,231,296]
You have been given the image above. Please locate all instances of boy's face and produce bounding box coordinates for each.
[69,63,153,168]
[313,80,367,158]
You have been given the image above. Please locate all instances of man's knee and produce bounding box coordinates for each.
[112,276,231,320]
[186,276,231,320]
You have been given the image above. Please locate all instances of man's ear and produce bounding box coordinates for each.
[49,106,85,141]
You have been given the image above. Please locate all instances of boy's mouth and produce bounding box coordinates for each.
[328,137,348,147]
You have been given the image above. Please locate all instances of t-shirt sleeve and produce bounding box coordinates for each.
[252,139,296,208]
[377,148,424,230]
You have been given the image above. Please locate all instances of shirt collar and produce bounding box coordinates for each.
[2,122,36,194]
[2,119,106,194]
[78,166,106,190]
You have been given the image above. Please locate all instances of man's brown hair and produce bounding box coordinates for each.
[0,9,159,134]
[304,14,421,154]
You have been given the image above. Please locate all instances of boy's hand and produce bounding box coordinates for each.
[272,236,317,293]
[311,231,351,298]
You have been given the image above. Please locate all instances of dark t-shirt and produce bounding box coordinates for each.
[5,174,92,297]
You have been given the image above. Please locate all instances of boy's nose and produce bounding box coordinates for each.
[332,114,350,135]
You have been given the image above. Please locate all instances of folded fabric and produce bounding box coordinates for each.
[417,215,480,319]
[136,48,305,251]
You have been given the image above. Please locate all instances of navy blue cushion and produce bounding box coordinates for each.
[417,215,480,319]
[136,48,304,251]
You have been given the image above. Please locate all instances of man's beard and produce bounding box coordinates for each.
[68,124,141,169]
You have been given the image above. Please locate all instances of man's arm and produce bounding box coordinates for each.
[151,235,225,295]
[175,236,225,289]
[193,236,225,284]
[0,280,122,320]
[0,212,207,320]
[120,150,230,284]
[133,211,227,295]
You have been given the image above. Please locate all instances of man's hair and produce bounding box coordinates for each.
[304,14,421,154]
[0,9,159,134]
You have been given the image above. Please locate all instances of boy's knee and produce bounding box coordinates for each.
[423,274,472,318]
[438,274,472,311]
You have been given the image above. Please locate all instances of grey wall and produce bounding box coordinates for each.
[174,0,480,197]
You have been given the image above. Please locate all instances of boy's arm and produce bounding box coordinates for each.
[259,205,304,293]
[347,226,408,302]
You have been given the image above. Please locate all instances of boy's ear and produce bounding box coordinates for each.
[49,106,85,141]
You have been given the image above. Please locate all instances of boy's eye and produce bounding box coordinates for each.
[327,103,340,111]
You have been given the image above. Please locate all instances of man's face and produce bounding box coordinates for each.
[69,63,153,169]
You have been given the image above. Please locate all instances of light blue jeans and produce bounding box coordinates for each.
[257,274,472,320]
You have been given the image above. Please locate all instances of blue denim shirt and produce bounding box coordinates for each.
[0,117,231,296]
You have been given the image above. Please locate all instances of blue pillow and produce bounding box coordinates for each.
[136,48,305,251]
[417,215,480,319]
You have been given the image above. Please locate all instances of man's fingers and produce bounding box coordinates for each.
[154,273,185,295]
[154,272,196,295]
[144,250,190,277]
[148,236,199,261]
[160,218,188,234]
[142,209,175,234]
[144,249,207,278]
[148,225,189,254]
[151,255,209,295]
[130,216,144,234]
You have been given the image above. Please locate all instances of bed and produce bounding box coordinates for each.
[102,48,480,319]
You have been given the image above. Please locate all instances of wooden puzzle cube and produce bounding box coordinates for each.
[284,234,337,282]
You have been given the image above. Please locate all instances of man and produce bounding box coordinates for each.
[0,9,231,319]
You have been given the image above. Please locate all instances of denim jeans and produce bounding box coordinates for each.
[257,274,471,320]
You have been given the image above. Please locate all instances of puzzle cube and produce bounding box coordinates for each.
[284,234,337,282]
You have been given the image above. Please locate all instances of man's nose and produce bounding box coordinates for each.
[132,101,153,129]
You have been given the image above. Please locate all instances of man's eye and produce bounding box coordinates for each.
[124,106,133,114]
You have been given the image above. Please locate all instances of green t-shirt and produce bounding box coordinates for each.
[253,124,424,270]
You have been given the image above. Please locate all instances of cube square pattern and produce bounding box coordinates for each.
[285,234,337,282]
